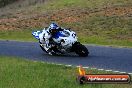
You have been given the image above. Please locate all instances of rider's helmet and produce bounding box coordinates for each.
[49,23,58,29]
[49,23,59,34]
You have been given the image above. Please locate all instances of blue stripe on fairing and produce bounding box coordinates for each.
[53,31,65,39]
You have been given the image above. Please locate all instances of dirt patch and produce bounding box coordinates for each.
[103,6,132,16]
[0,6,132,30]
[49,9,83,23]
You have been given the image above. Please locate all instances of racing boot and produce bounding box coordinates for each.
[47,48,56,55]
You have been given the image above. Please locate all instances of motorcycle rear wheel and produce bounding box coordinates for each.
[73,42,89,57]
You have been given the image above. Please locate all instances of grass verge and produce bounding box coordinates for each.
[0,56,132,88]
[0,29,131,47]
[0,29,36,42]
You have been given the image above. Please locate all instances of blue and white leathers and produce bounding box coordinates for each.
[32,27,51,51]
[39,28,51,51]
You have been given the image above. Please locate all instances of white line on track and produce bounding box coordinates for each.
[65,65,72,67]
[119,72,126,74]
[113,71,120,73]
[40,62,132,75]
[98,69,104,71]
[105,70,112,72]
[83,67,89,69]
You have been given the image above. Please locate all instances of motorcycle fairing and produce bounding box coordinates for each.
[32,31,42,40]
[52,31,68,39]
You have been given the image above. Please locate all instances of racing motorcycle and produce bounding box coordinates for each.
[32,28,89,57]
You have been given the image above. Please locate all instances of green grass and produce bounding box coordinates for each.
[36,0,132,11]
[0,56,132,88]
[0,28,131,47]
[0,0,132,47]
[12,0,132,17]
[78,36,132,47]
[0,29,36,42]
[76,15,132,47]
[61,15,132,47]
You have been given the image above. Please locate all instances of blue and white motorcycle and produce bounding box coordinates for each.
[32,28,89,57]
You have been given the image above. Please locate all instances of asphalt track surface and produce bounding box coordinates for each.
[0,40,132,73]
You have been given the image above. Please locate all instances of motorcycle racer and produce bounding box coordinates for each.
[39,22,64,55]
[32,23,89,57]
